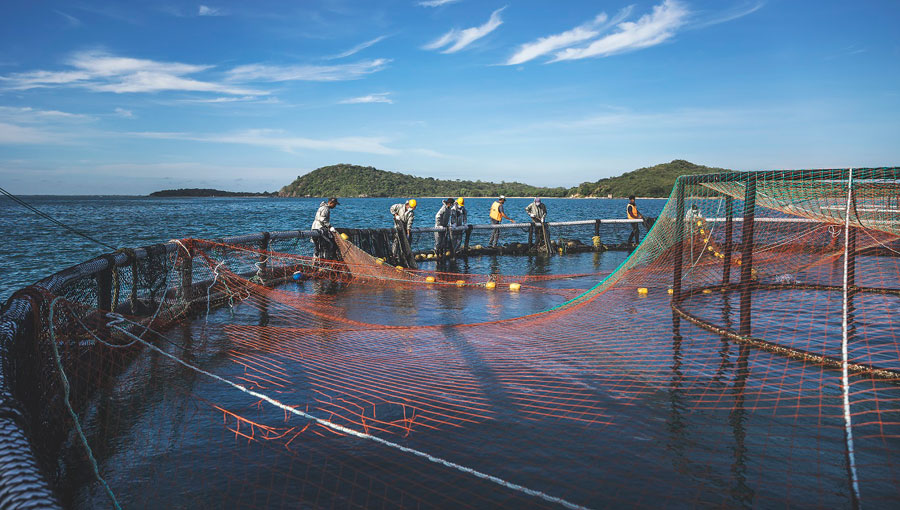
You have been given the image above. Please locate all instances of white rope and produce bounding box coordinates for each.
[841,167,862,507]
[104,313,592,510]
[48,299,122,510]
[206,260,225,323]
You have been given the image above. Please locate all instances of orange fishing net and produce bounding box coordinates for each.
[16,168,900,508]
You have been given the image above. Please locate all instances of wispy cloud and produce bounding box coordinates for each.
[0,106,95,145]
[175,95,279,104]
[0,51,264,95]
[114,107,134,118]
[227,59,390,82]
[132,129,400,155]
[691,1,764,29]
[53,10,82,27]
[327,36,388,60]
[504,9,633,65]
[424,7,505,54]
[339,93,393,104]
[418,0,461,7]
[552,0,688,62]
[0,122,60,144]
[0,106,93,123]
[824,44,867,61]
[198,5,224,17]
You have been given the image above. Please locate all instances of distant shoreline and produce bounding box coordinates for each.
[149,188,275,198]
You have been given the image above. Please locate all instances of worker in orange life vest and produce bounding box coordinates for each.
[488,196,513,248]
[626,195,643,245]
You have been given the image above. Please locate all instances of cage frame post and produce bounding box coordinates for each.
[739,174,757,336]
[673,178,686,301]
[723,195,734,286]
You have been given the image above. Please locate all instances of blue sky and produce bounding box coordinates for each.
[0,0,898,194]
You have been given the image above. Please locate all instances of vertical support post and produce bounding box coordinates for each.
[739,174,757,336]
[180,245,193,303]
[846,189,857,290]
[258,232,270,275]
[464,225,473,253]
[96,258,113,311]
[450,227,457,261]
[723,196,734,286]
[673,178,686,301]
[528,223,534,248]
[594,219,601,238]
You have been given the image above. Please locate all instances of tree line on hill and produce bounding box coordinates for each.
[277,160,730,199]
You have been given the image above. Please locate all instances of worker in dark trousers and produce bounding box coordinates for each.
[311,197,339,259]
[525,197,549,252]
[434,198,454,256]
[489,196,514,248]
[626,195,643,245]
[450,197,467,252]
[390,199,417,262]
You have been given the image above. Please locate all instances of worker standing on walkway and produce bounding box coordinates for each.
[626,195,644,245]
[390,199,417,261]
[311,197,339,259]
[525,197,549,252]
[488,196,513,248]
[434,198,454,256]
[450,197,467,252]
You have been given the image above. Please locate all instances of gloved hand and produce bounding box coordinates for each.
[329,227,336,233]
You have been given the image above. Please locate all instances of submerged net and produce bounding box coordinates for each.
[2,168,900,509]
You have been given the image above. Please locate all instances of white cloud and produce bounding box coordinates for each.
[114,107,133,118]
[418,0,461,7]
[227,59,389,82]
[408,148,453,159]
[327,36,388,60]
[198,5,224,16]
[53,10,82,27]
[131,129,400,155]
[0,106,93,123]
[90,70,261,94]
[339,93,393,104]
[0,107,94,145]
[424,7,505,54]
[0,122,58,144]
[552,0,689,62]
[505,12,632,65]
[691,1,764,29]
[0,51,264,95]
[176,95,279,104]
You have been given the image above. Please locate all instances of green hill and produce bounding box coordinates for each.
[278,160,731,199]
[571,160,731,198]
[278,164,569,198]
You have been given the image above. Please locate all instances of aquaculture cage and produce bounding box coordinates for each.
[1,168,899,509]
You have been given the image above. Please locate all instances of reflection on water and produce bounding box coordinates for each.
[63,250,899,509]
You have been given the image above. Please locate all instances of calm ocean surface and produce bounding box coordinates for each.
[4,195,898,508]
[0,195,666,302]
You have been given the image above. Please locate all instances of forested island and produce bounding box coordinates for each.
[278,164,571,198]
[278,160,730,198]
[151,161,730,199]
[569,160,729,197]
[149,188,275,197]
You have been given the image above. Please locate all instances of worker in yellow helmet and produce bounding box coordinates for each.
[450,197,467,253]
[488,195,514,248]
[390,199,417,261]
